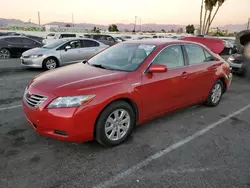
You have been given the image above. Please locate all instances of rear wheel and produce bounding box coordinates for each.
[206,80,224,107]
[43,58,58,70]
[95,101,135,147]
[0,48,10,59]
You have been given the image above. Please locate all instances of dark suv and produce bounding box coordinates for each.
[84,34,117,46]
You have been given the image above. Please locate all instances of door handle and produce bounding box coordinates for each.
[181,71,188,78]
[8,44,12,47]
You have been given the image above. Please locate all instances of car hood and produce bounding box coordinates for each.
[22,47,52,56]
[30,63,128,96]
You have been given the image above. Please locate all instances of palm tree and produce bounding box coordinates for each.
[202,0,210,34]
[203,0,217,34]
[206,0,226,33]
[200,0,204,34]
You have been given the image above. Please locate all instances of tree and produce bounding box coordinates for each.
[161,29,166,33]
[108,24,119,32]
[200,0,226,34]
[177,28,183,33]
[207,0,226,33]
[65,24,71,27]
[170,29,175,33]
[186,25,195,34]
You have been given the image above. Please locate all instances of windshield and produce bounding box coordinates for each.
[42,40,66,49]
[88,43,156,71]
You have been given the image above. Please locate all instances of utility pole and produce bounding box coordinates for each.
[247,18,250,30]
[139,17,142,32]
[38,12,40,26]
[133,16,137,32]
[72,13,74,27]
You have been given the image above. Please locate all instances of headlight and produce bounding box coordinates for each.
[30,54,44,58]
[47,95,95,108]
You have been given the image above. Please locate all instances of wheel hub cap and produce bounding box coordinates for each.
[46,59,56,69]
[0,49,10,59]
[105,109,131,141]
[211,83,222,104]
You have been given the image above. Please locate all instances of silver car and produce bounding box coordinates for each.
[21,38,108,70]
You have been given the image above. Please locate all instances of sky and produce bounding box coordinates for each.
[1,0,249,26]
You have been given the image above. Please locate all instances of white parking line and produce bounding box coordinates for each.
[0,104,22,111]
[93,103,250,188]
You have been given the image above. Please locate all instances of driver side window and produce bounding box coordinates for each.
[152,45,185,69]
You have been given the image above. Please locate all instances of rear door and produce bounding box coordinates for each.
[182,44,219,102]
[21,38,40,51]
[79,39,101,59]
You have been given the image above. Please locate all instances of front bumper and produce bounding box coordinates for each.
[20,57,44,68]
[23,86,99,142]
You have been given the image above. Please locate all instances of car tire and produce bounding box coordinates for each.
[0,48,11,59]
[42,57,58,70]
[95,100,136,147]
[206,80,224,107]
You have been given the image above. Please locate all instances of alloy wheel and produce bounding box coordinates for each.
[211,83,222,104]
[105,109,131,141]
[46,59,57,70]
[0,49,10,59]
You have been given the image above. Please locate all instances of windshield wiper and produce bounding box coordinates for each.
[89,63,113,70]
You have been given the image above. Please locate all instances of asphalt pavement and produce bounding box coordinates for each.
[1,58,250,188]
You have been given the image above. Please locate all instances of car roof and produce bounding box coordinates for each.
[122,39,196,46]
[0,36,30,39]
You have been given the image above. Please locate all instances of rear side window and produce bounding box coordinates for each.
[185,45,207,65]
[81,40,99,47]
[203,49,215,61]
[60,34,76,38]
[21,38,35,45]
[5,38,22,43]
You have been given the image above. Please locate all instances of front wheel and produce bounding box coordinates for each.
[95,101,136,147]
[206,80,224,107]
[43,58,58,70]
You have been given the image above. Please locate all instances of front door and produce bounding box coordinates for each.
[60,40,82,64]
[140,45,188,118]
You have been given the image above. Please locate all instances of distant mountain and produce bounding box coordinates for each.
[0,18,36,26]
[0,18,248,32]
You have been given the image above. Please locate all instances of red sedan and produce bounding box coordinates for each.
[23,38,232,147]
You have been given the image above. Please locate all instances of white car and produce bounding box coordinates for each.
[42,33,78,44]
[21,38,109,70]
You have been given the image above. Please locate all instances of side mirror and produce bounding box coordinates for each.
[148,64,167,73]
[82,59,88,64]
[65,45,71,51]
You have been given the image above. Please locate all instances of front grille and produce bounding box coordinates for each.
[24,92,47,108]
